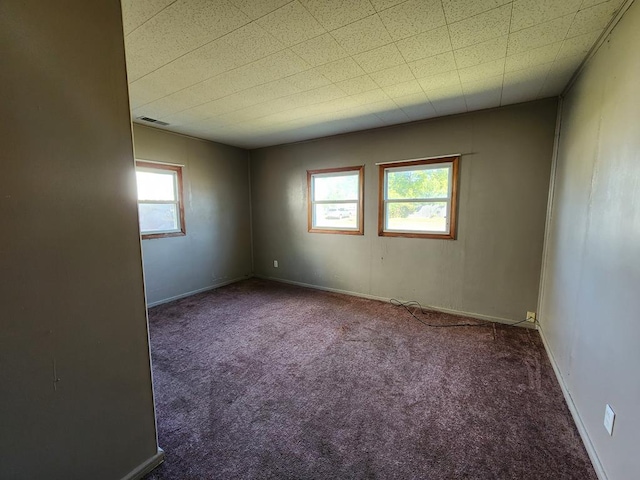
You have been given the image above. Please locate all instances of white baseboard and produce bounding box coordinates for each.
[537,325,608,480]
[146,275,252,308]
[120,448,165,480]
[255,275,535,329]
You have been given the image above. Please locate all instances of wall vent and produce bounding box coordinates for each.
[137,116,169,126]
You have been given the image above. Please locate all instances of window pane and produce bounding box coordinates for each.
[386,202,447,232]
[314,203,358,229]
[139,203,179,233]
[314,173,359,201]
[136,170,176,201]
[387,166,449,200]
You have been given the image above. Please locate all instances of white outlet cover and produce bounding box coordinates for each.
[273,260,278,268]
[604,404,615,436]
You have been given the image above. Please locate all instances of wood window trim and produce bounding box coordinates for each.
[136,161,186,240]
[378,156,459,240]
[307,165,364,235]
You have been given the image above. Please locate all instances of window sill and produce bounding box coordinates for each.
[378,230,455,240]
[309,228,364,235]
[141,231,186,240]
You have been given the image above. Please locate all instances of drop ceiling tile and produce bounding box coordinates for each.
[369,64,415,87]
[511,0,582,32]
[418,70,461,93]
[299,0,376,30]
[128,79,175,109]
[353,44,406,73]
[504,61,553,84]
[369,0,406,11]
[453,35,508,68]
[581,0,624,8]
[549,54,585,75]
[464,87,502,111]
[378,0,446,41]
[505,42,561,73]
[501,62,552,105]
[501,80,544,105]
[461,74,503,110]
[409,51,457,79]
[336,75,380,95]
[374,107,411,126]
[461,74,504,94]
[256,1,326,47]
[458,58,505,83]
[131,21,285,95]
[121,0,175,35]
[291,34,349,66]
[507,14,574,55]
[350,112,387,130]
[401,101,438,121]
[239,49,310,84]
[441,0,511,24]
[448,4,511,50]
[160,110,212,127]
[230,0,292,20]
[349,89,391,105]
[427,85,467,115]
[331,15,393,55]
[393,91,428,108]
[189,95,249,118]
[314,57,366,82]
[284,70,333,90]
[538,65,575,97]
[395,26,452,62]
[382,79,424,98]
[567,1,621,38]
[285,84,348,108]
[557,30,600,59]
[125,0,250,81]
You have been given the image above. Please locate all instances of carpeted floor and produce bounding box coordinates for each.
[143,279,596,480]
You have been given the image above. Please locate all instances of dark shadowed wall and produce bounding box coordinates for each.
[0,1,160,479]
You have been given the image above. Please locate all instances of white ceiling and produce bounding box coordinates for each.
[123,0,624,149]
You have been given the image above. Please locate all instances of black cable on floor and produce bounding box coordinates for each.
[390,298,535,328]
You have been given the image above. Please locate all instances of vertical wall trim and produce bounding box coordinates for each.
[536,96,563,323]
[247,149,255,274]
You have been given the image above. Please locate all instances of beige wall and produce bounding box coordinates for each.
[133,125,252,306]
[251,99,557,323]
[0,1,159,479]
[538,2,640,479]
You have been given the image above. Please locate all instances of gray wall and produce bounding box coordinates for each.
[251,99,557,323]
[133,124,252,306]
[538,2,640,479]
[0,1,159,479]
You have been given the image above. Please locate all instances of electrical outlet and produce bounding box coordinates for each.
[604,404,615,436]
[526,311,536,322]
[273,260,278,268]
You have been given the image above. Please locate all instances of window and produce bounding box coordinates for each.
[378,156,459,239]
[135,161,185,239]
[307,166,364,235]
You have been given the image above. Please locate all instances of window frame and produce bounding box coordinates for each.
[135,160,186,240]
[307,165,364,235]
[378,156,459,240]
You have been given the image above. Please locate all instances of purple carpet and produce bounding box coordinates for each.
[144,279,595,480]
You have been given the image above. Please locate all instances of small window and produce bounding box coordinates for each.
[307,166,364,235]
[135,161,185,239]
[378,156,459,239]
